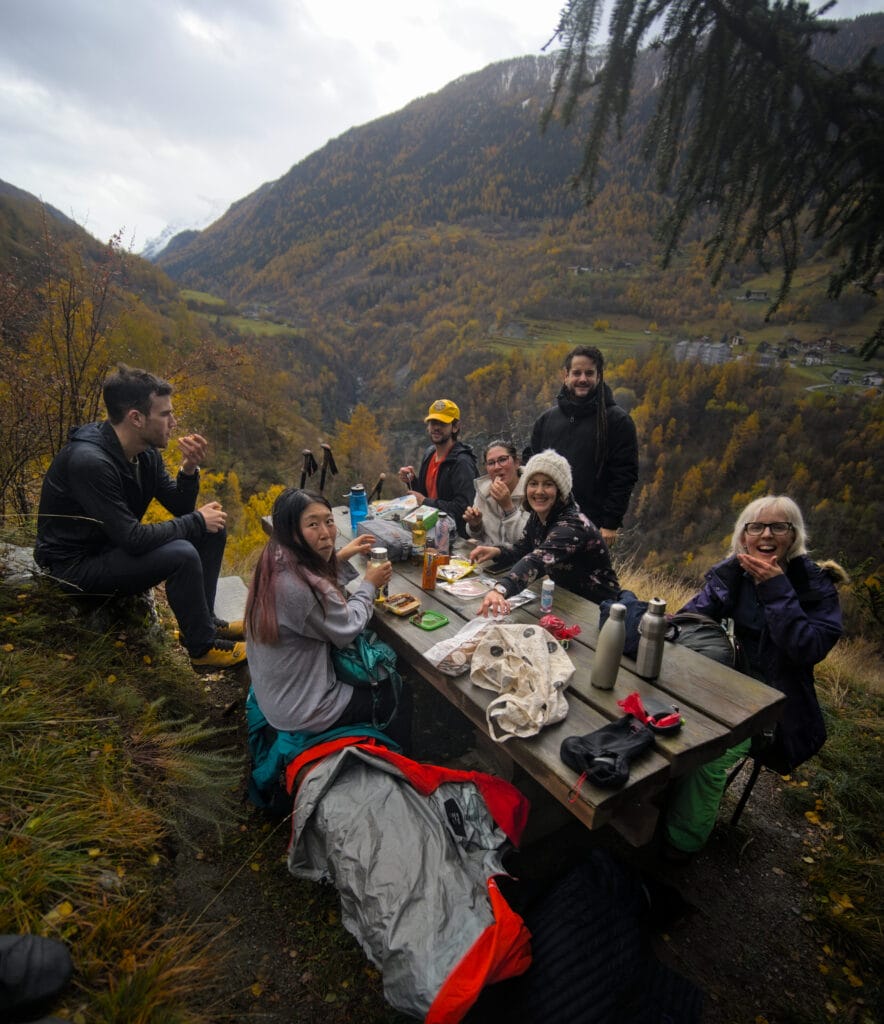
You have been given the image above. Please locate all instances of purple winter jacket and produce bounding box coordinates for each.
[681,554,843,769]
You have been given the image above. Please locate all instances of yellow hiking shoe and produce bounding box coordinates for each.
[190,639,247,671]
[213,618,244,641]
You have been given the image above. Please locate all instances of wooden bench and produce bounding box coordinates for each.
[215,575,248,623]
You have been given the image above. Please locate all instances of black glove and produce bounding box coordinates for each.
[560,715,655,788]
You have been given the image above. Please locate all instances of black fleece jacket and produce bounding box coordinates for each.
[414,440,478,537]
[530,382,638,531]
[34,420,206,567]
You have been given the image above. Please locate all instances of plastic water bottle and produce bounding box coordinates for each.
[349,484,368,533]
[591,603,626,690]
[541,578,555,613]
[635,598,667,680]
[434,511,451,554]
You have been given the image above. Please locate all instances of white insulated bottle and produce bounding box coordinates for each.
[591,602,626,690]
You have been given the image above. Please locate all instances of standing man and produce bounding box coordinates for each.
[530,346,638,546]
[397,398,478,537]
[34,365,246,671]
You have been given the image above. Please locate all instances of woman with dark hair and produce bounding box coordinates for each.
[245,488,408,746]
[470,449,619,617]
[663,494,845,858]
[463,439,529,546]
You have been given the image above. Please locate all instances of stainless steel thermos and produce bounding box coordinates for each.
[635,598,667,680]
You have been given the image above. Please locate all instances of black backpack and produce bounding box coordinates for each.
[665,612,739,667]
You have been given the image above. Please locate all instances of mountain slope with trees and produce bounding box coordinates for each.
[1,15,881,590]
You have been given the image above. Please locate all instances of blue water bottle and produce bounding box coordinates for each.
[349,484,368,533]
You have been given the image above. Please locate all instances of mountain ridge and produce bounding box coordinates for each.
[154,13,883,340]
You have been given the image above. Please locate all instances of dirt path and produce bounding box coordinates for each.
[175,669,831,1024]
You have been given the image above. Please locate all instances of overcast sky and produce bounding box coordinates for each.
[1,0,880,251]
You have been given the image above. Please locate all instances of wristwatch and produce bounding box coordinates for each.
[493,584,508,596]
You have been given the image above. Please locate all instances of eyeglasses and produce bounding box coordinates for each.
[485,456,512,468]
[744,521,794,536]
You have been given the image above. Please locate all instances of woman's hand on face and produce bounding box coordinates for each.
[737,552,784,583]
[364,558,392,588]
[478,590,509,618]
[339,534,374,561]
[488,477,512,508]
[463,505,483,527]
[470,545,500,565]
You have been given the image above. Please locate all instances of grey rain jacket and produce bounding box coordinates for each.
[287,742,531,1022]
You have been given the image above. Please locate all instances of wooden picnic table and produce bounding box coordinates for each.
[283,508,786,846]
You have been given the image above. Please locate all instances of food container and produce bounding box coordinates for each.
[383,593,422,616]
[409,610,449,631]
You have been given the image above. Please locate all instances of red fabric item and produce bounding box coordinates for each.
[617,692,682,731]
[539,614,582,643]
[427,876,533,1024]
[617,692,649,721]
[425,453,441,499]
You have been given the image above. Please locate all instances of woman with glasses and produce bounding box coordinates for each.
[663,494,846,859]
[463,440,530,546]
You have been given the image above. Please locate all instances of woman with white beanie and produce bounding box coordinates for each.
[471,449,619,617]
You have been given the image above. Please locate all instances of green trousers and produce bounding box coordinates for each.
[664,737,752,852]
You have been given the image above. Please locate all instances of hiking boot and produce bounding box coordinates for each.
[213,617,245,641]
[190,639,247,671]
[176,618,245,646]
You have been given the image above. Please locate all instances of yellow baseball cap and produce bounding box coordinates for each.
[424,399,460,423]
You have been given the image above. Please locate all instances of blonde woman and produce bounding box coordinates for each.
[664,494,845,859]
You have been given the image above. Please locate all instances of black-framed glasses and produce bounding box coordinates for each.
[486,455,512,468]
[744,521,794,536]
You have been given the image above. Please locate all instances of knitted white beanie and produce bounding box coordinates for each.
[522,449,573,500]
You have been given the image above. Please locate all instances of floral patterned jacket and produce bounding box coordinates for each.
[493,500,619,605]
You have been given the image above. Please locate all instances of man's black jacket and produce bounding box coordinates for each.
[414,440,478,537]
[34,420,205,568]
[530,383,638,531]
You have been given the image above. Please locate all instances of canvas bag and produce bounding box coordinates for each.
[470,623,573,742]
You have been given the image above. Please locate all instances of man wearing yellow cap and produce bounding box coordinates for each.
[397,399,478,537]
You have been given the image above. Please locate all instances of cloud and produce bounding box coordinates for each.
[0,0,875,246]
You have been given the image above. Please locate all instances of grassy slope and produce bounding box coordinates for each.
[2,548,880,1022]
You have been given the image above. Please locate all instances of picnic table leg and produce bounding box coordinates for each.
[607,800,660,847]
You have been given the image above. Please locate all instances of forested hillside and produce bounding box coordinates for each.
[0,190,338,523]
[1,15,881,603]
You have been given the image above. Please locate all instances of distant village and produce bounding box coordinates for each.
[673,334,882,390]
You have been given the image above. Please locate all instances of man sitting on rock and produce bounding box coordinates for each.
[34,364,246,671]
